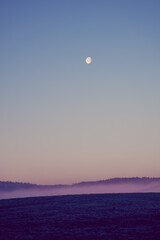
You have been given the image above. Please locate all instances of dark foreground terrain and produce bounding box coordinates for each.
[0,193,160,240]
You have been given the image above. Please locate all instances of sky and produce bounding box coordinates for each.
[0,0,160,185]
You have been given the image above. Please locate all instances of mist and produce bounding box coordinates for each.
[1,182,160,200]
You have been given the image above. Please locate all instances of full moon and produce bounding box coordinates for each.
[86,57,92,64]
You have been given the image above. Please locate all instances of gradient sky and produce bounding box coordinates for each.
[1,0,160,184]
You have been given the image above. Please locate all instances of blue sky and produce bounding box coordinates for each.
[1,0,160,184]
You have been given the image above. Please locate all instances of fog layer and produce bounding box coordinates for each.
[1,182,160,200]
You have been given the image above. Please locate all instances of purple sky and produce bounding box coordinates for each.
[1,0,160,184]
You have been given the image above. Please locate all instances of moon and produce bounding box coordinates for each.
[86,57,92,64]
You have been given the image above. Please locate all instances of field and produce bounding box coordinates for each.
[0,193,160,240]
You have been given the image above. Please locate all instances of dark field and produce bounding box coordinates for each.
[0,193,160,240]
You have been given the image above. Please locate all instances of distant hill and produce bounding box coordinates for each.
[1,177,160,192]
[0,181,68,192]
[72,177,160,187]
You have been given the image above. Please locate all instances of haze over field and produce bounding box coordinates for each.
[1,1,160,185]
[0,177,160,199]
